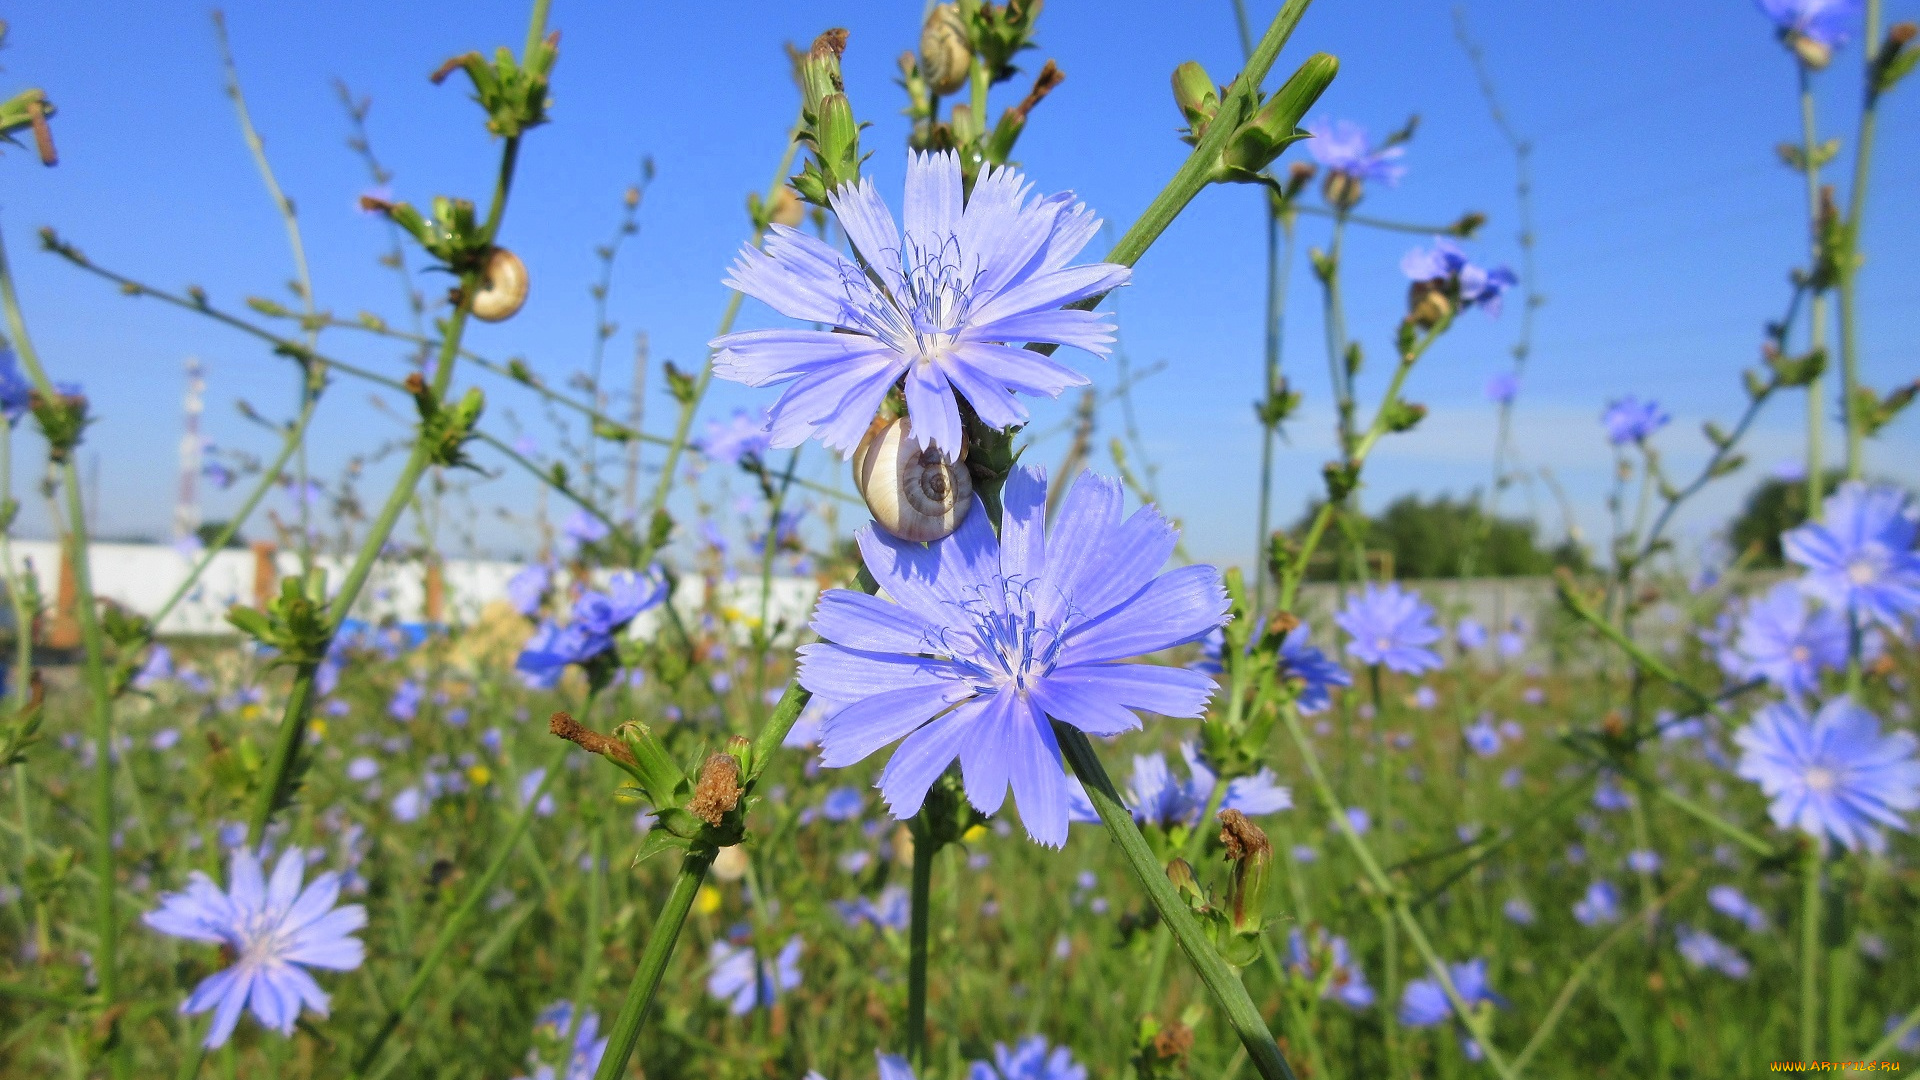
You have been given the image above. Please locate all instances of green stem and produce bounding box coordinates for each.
[591,847,716,1080]
[906,820,935,1068]
[1798,67,1829,516]
[1277,701,1519,1079]
[1836,0,1883,480]
[1103,0,1319,271]
[1801,844,1824,1061]
[346,745,567,1079]
[1054,723,1298,1080]
[0,222,126,1077]
[1509,872,1695,1076]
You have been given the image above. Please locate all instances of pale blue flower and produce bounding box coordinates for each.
[1305,119,1406,185]
[1126,742,1292,829]
[1399,958,1505,1028]
[1574,879,1622,926]
[1336,583,1444,675]
[707,935,803,1015]
[1735,695,1920,853]
[1724,582,1850,698]
[1757,0,1862,48]
[1708,884,1770,932]
[712,151,1129,458]
[969,1035,1086,1080]
[798,468,1225,846]
[506,563,552,617]
[1784,482,1920,631]
[697,407,774,466]
[142,847,365,1048]
[1399,237,1517,316]
[1485,372,1519,405]
[1602,396,1669,445]
[1675,924,1752,979]
[1287,927,1374,1010]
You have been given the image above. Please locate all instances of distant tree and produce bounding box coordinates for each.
[1290,494,1586,581]
[196,521,247,549]
[1726,470,1857,568]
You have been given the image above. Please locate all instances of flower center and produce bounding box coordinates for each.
[1374,636,1393,652]
[848,235,982,364]
[1790,644,1810,663]
[1847,559,1876,586]
[938,578,1072,696]
[1804,765,1838,794]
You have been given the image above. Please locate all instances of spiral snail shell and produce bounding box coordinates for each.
[919,4,972,97]
[470,247,529,323]
[852,415,974,543]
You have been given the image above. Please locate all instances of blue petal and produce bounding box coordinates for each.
[879,700,983,818]
[818,682,970,769]
[1006,697,1072,847]
[958,691,1025,815]
[903,360,964,458]
[828,176,906,296]
[810,589,940,653]
[1061,565,1229,666]
[1045,662,1217,720]
[998,466,1049,585]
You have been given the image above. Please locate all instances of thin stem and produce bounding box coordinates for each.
[1277,700,1519,1079]
[1054,723,1298,1080]
[591,847,716,1080]
[0,223,126,1076]
[1798,66,1829,515]
[213,10,322,572]
[1801,845,1824,1061]
[346,745,567,1078]
[1836,0,1884,480]
[906,822,935,1068]
[1509,872,1696,1076]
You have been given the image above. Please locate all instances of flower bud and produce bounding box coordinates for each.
[768,187,806,228]
[920,4,972,97]
[687,752,743,826]
[1220,53,1338,179]
[1788,32,1833,69]
[1218,810,1272,935]
[1406,279,1453,330]
[1323,170,1362,211]
[1171,60,1218,134]
[1166,857,1205,909]
[800,29,849,115]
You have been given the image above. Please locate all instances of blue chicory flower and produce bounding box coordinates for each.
[1400,237,1517,316]
[1726,581,1849,697]
[711,151,1130,459]
[969,1035,1087,1080]
[1675,924,1752,979]
[1125,742,1292,830]
[1398,958,1505,1028]
[1734,695,1920,853]
[387,679,422,722]
[1336,583,1444,675]
[1485,372,1519,405]
[1464,717,1502,757]
[1602,395,1670,445]
[1574,880,1623,926]
[1305,118,1406,184]
[560,508,610,549]
[1708,884,1771,932]
[798,468,1226,847]
[706,935,803,1015]
[1287,927,1375,1010]
[142,847,366,1049]
[1756,0,1862,49]
[1783,482,1920,631]
[506,563,553,617]
[697,407,774,466]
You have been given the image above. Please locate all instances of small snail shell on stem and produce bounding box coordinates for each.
[470,247,529,323]
[852,415,973,542]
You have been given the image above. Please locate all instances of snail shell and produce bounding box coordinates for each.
[852,415,973,542]
[471,247,529,323]
[919,4,972,97]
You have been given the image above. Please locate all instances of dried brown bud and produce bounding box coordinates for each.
[1407,279,1453,330]
[1268,610,1302,637]
[1322,170,1362,211]
[1150,1021,1195,1064]
[548,711,639,767]
[1008,60,1065,125]
[688,752,743,825]
[769,187,806,228]
[1888,21,1916,46]
[812,28,849,62]
[1219,809,1272,861]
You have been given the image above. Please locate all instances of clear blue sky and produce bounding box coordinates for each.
[3,0,1916,571]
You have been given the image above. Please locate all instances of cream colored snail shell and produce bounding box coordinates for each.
[919,4,972,97]
[471,247,529,323]
[852,415,973,542]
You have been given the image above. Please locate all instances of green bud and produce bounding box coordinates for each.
[614,721,690,806]
[1171,61,1219,140]
[1322,459,1360,501]
[1165,857,1205,911]
[1217,53,1338,180]
[919,5,972,97]
[1219,810,1272,936]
